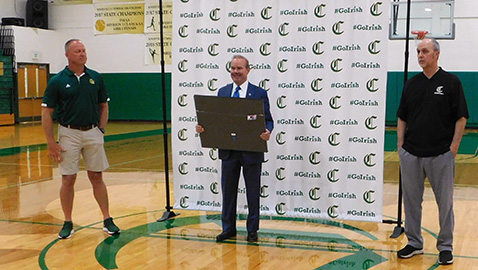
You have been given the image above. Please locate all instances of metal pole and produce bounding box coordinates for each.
[157,0,178,222]
[390,0,411,238]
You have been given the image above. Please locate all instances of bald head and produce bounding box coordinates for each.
[64,39,87,71]
[417,38,440,75]
[65,39,82,53]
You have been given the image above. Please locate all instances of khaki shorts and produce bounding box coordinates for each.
[58,125,109,175]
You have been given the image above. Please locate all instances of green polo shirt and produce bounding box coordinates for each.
[42,66,109,126]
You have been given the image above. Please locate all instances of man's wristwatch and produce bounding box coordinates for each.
[99,127,105,134]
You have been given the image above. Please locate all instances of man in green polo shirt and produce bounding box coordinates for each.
[41,39,120,239]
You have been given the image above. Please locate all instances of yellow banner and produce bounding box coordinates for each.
[94,3,145,35]
[145,34,172,65]
[144,1,172,34]
[51,0,92,4]
[93,0,143,3]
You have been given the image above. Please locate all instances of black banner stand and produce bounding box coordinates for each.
[155,0,410,230]
[157,0,179,222]
[383,0,412,238]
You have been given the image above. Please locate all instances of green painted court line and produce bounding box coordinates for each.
[260,214,379,240]
[147,233,366,253]
[91,214,387,270]
[29,212,478,269]
[38,213,386,270]
[0,143,46,157]
[104,128,169,142]
[0,128,170,157]
[37,209,165,269]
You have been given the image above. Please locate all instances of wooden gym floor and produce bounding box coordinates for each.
[1,121,478,269]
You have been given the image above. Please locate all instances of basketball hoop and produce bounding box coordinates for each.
[411,30,429,47]
[411,30,429,40]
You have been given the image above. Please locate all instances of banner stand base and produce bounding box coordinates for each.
[157,211,179,222]
[390,225,405,238]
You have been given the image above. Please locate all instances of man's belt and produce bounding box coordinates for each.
[61,123,97,131]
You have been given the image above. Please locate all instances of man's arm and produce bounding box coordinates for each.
[397,118,406,149]
[450,117,467,157]
[42,107,65,162]
[260,89,273,141]
[98,102,109,129]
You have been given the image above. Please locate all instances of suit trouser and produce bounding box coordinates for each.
[220,151,261,233]
[398,148,455,252]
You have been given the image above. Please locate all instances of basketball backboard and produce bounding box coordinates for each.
[389,0,455,40]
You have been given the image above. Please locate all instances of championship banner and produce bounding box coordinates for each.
[93,3,145,35]
[145,34,172,65]
[51,0,92,4]
[172,0,389,222]
[144,1,172,34]
[93,0,143,3]
[144,0,172,65]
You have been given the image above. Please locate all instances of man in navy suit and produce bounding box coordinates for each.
[196,55,273,242]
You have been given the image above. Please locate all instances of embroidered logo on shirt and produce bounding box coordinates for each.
[434,86,444,95]
[65,84,71,88]
[90,78,95,84]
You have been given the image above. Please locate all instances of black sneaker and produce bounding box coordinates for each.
[58,221,74,239]
[397,245,424,258]
[438,250,453,265]
[103,217,120,235]
[247,231,258,242]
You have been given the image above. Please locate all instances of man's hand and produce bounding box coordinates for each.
[48,143,66,163]
[196,124,204,133]
[450,144,459,157]
[260,129,271,141]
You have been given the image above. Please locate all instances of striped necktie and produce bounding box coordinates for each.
[233,86,240,98]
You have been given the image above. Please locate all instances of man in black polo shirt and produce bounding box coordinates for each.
[41,39,120,239]
[396,38,468,265]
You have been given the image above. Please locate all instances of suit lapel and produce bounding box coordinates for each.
[225,84,234,97]
[246,82,256,99]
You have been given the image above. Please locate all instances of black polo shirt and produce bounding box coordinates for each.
[42,66,109,126]
[397,68,469,157]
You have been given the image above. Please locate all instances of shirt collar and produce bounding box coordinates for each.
[233,81,248,91]
[65,65,90,76]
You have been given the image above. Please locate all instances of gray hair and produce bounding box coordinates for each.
[64,39,81,52]
[429,38,440,51]
[232,55,250,69]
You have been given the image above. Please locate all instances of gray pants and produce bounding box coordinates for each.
[398,148,454,252]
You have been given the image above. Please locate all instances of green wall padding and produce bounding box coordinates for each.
[32,71,478,126]
[102,72,171,121]
[386,71,478,128]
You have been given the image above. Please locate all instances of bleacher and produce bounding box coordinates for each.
[0,25,15,125]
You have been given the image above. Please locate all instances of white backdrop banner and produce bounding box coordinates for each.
[172,0,389,222]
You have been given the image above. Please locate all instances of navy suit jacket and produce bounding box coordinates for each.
[217,82,274,164]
